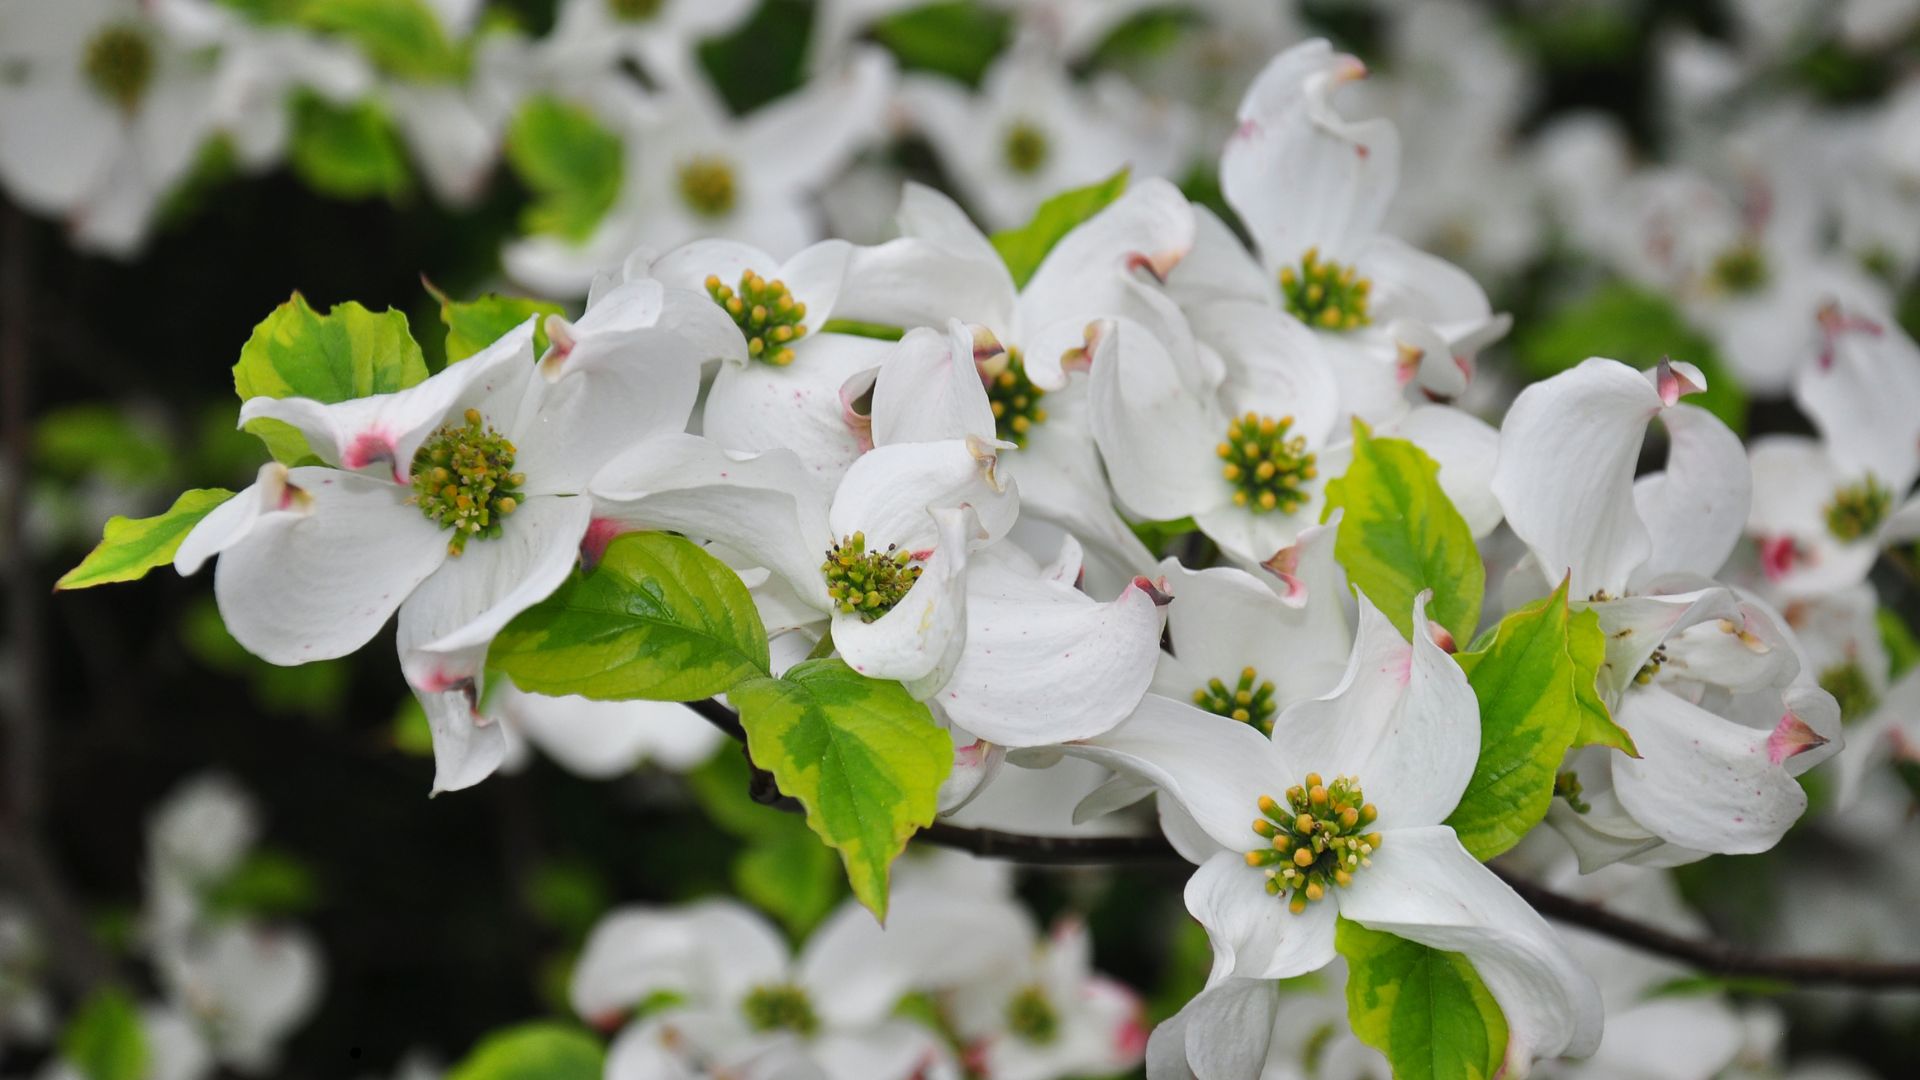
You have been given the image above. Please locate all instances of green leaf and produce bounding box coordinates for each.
[289,92,411,200]
[490,531,771,701]
[447,1023,604,1080]
[232,293,429,463]
[697,0,814,114]
[57,488,235,590]
[1448,578,1600,859]
[1321,421,1483,644]
[871,1,1013,86]
[990,169,1131,289]
[730,659,953,920]
[1517,282,1746,434]
[205,849,320,917]
[427,283,563,363]
[688,751,844,935]
[1569,603,1635,754]
[1087,6,1201,67]
[61,988,147,1080]
[505,95,624,243]
[300,0,466,81]
[35,405,172,486]
[1879,606,1920,678]
[1337,920,1509,1080]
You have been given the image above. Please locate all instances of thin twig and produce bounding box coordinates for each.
[690,695,1920,990]
[1493,868,1920,990]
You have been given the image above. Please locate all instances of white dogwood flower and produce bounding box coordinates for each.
[0,0,219,256]
[1065,594,1604,1074]
[946,917,1148,1080]
[644,237,896,483]
[574,886,1028,1080]
[1087,299,1499,565]
[1748,303,1920,596]
[1494,357,1843,868]
[1173,39,1508,425]
[504,49,894,297]
[833,178,1193,581]
[175,283,735,794]
[897,41,1192,231]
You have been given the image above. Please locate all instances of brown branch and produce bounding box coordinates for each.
[1493,868,1920,990]
[690,695,1920,990]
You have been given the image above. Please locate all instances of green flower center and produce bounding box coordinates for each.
[410,409,525,555]
[83,24,154,111]
[1005,984,1060,1044]
[1711,243,1769,294]
[823,532,922,621]
[1820,661,1878,723]
[742,984,817,1035]
[678,156,736,218]
[1218,412,1316,514]
[1193,666,1278,735]
[706,270,808,366]
[1002,121,1049,175]
[982,348,1048,447]
[1246,774,1379,914]
[1554,770,1591,814]
[606,0,665,20]
[1280,247,1371,331]
[1825,475,1891,542]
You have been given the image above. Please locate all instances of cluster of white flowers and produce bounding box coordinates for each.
[569,852,1143,1079]
[40,2,1920,1077]
[6,775,322,1080]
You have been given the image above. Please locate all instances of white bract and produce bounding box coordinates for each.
[1066,593,1604,1074]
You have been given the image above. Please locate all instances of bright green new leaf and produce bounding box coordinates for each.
[446,1023,604,1080]
[1448,578,1603,859]
[1337,920,1509,1080]
[232,294,428,462]
[61,988,147,1080]
[505,96,624,243]
[427,283,563,363]
[688,751,844,935]
[872,1,1013,86]
[289,92,411,200]
[1569,603,1635,754]
[991,169,1130,289]
[301,0,466,81]
[1321,422,1483,644]
[489,532,771,701]
[729,660,953,920]
[57,488,235,590]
